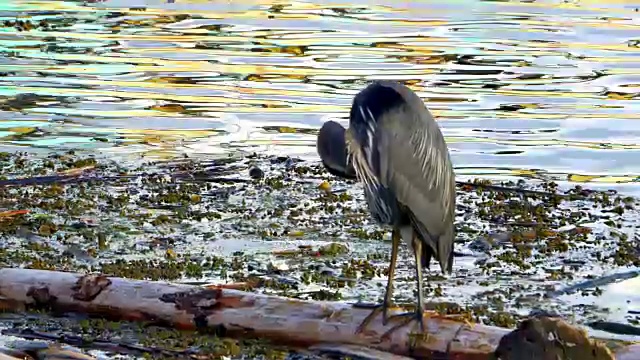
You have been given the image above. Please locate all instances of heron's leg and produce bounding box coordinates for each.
[379,233,428,340]
[354,227,400,334]
[412,235,427,330]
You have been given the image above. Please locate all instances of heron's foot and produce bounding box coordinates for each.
[354,302,393,334]
[380,309,428,342]
[463,318,475,329]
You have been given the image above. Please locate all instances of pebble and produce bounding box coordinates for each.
[284,157,295,170]
[269,259,290,273]
[469,237,492,253]
[319,266,338,277]
[249,166,264,180]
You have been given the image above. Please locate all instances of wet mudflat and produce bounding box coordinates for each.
[1,0,640,358]
[0,151,639,358]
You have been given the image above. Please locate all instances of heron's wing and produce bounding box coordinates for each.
[376,94,456,267]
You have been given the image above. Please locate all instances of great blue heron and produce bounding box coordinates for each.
[316,80,456,336]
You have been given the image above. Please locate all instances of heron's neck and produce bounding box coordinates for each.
[344,128,356,167]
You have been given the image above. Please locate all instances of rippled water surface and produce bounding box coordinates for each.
[2,0,640,193]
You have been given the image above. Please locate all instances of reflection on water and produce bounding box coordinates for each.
[2,0,640,192]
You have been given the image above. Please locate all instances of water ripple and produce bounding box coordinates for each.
[1,0,640,192]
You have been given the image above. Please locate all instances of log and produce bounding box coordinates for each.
[0,268,633,359]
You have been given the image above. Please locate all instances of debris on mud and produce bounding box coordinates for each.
[1,151,639,358]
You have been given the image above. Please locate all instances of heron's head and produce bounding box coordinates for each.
[316,121,357,179]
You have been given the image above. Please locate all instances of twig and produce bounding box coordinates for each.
[308,343,414,360]
[545,270,640,298]
[455,181,570,199]
[0,174,129,187]
[1,328,197,358]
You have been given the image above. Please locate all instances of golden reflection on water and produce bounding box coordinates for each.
[2,0,640,190]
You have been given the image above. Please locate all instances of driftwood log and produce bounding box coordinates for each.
[0,268,636,359]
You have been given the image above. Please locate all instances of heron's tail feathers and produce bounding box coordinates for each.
[419,238,452,275]
[421,246,433,271]
[412,216,454,275]
[437,223,455,275]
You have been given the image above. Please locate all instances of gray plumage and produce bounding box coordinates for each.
[316,120,356,180]
[317,80,456,333]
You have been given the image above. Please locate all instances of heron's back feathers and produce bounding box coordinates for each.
[347,81,456,274]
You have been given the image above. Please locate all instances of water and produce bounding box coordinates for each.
[1,0,640,193]
[2,0,640,356]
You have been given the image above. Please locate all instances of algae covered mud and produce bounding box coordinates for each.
[0,151,640,358]
[2,0,640,358]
